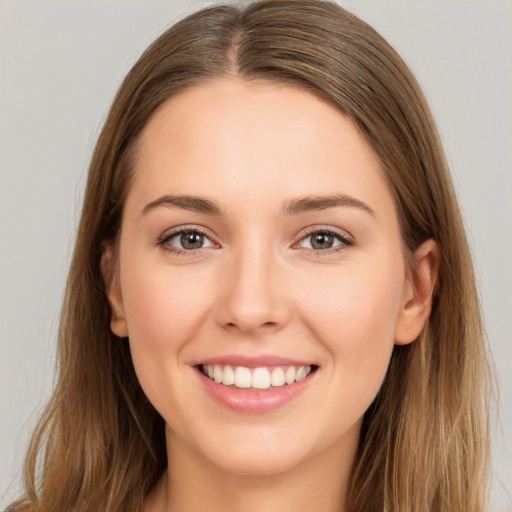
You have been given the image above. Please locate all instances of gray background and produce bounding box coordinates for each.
[1,0,511,510]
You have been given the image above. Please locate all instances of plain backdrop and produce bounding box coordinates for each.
[1,0,511,510]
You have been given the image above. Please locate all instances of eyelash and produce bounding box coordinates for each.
[295,227,354,254]
[158,227,214,256]
[157,226,354,256]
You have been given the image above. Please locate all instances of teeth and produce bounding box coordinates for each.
[252,367,271,390]
[270,367,285,387]
[285,366,296,384]
[296,366,308,381]
[223,365,235,385]
[202,364,312,389]
[213,364,223,383]
[234,366,252,388]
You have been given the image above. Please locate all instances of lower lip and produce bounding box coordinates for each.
[196,369,315,413]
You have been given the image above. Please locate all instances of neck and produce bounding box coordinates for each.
[145,426,359,512]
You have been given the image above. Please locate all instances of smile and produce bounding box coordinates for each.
[195,357,318,412]
[201,364,314,390]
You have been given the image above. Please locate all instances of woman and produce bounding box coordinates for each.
[7,1,492,511]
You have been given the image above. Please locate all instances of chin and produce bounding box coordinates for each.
[209,448,307,477]
[192,426,320,477]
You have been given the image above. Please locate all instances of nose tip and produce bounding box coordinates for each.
[223,308,282,335]
[214,253,290,335]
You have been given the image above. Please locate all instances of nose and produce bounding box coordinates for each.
[214,245,291,335]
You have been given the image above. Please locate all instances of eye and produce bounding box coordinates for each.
[297,229,353,251]
[160,229,215,253]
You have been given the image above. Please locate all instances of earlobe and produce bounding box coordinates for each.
[395,239,440,345]
[100,241,128,338]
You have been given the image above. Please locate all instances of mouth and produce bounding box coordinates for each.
[198,364,318,391]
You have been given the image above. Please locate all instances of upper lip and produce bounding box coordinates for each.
[192,354,316,368]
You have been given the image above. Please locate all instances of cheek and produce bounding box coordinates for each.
[299,259,404,396]
[118,254,218,409]
[121,261,214,348]
[119,262,218,424]
[303,261,403,336]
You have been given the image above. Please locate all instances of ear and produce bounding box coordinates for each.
[100,241,128,338]
[395,239,440,345]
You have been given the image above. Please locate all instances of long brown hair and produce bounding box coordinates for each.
[9,1,492,511]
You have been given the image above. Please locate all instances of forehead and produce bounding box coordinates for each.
[129,78,394,219]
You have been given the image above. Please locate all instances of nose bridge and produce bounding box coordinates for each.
[216,238,288,333]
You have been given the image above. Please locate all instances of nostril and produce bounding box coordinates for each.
[224,320,278,331]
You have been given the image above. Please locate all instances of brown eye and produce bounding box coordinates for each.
[311,232,335,250]
[161,229,215,252]
[181,231,205,250]
[298,229,352,251]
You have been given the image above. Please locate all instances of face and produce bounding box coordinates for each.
[105,79,419,477]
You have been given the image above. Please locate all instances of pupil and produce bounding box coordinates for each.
[312,232,333,249]
[181,231,204,249]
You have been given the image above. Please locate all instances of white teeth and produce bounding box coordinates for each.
[234,366,252,388]
[285,366,296,385]
[270,367,285,387]
[222,365,235,385]
[213,364,223,383]
[296,366,307,381]
[202,364,313,389]
[252,367,271,390]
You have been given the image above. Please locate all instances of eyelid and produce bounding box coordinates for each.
[293,225,354,252]
[297,224,354,241]
[158,225,219,254]
[156,224,353,256]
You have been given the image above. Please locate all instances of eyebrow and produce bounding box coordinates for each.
[140,193,375,218]
[140,195,223,217]
[281,194,376,217]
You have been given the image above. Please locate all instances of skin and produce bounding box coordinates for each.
[102,79,439,512]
